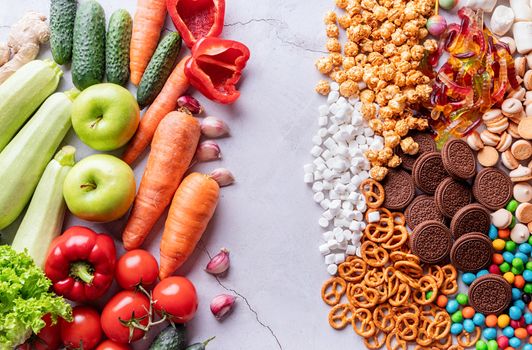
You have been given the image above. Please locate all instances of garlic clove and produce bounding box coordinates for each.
[196,141,221,162]
[210,294,236,320]
[177,94,203,115]
[209,168,235,187]
[201,116,230,138]
[205,248,230,275]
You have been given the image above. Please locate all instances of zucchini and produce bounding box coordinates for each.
[137,32,182,108]
[72,0,106,90]
[106,9,132,86]
[50,0,77,65]
[11,146,76,267]
[149,325,186,350]
[0,90,77,230]
[0,60,62,152]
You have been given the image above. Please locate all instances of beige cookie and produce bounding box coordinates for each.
[519,118,532,140]
[477,146,499,167]
[512,140,532,160]
[516,203,532,223]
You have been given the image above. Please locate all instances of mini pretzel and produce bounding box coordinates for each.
[441,264,457,280]
[382,225,409,250]
[395,313,419,341]
[390,251,420,265]
[364,267,386,287]
[386,270,400,296]
[386,330,408,350]
[440,276,458,295]
[338,259,366,283]
[365,223,394,243]
[447,346,465,350]
[359,178,385,208]
[432,334,453,349]
[426,265,445,289]
[392,303,420,320]
[352,308,376,337]
[392,212,406,226]
[364,329,386,350]
[348,284,380,308]
[457,327,481,348]
[413,275,438,305]
[373,304,396,333]
[395,270,420,290]
[415,317,433,347]
[328,303,355,330]
[361,241,389,267]
[375,283,389,304]
[394,260,423,279]
[321,277,347,306]
[426,311,451,340]
[388,282,410,307]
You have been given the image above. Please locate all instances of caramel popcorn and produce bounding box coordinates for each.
[400,136,420,155]
[326,24,340,38]
[387,154,402,168]
[339,79,359,97]
[315,80,331,95]
[370,165,388,181]
[326,38,342,52]
[324,11,337,24]
[316,56,334,74]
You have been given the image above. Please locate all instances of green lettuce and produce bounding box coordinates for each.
[0,245,72,349]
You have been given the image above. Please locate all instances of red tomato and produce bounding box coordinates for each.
[115,249,158,290]
[60,306,102,350]
[101,290,150,343]
[153,276,198,323]
[95,340,132,350]
[18,314,61,350]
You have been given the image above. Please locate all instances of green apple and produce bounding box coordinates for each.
[72,83,140,151]
[63,154,136,222]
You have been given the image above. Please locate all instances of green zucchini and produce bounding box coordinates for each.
[0,90,77,230]
[0,60,62,152]
[11,146,76,267]
[106,9,132,86]
[50,0,77,65]
[137,32,182,108]
[185,337,215,350]
[72,0,106,90]
[149,325,187,350]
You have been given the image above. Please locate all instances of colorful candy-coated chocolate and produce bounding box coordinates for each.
[500,228,512,239]
[507,240,518,252]
[514,300,526,311]
[501,262,512,273]
[463,306,476,319]
[489,225,499,240]
[515,275,526,289]
[520,243,532,255]
[436,294,448,308]
[498,335,510,348]
[447,299,460,313]
[509,337,521,348]
[516,253,528,264]
[484,327,498,340]
[527,262,532,270]
[510,306,523,320]
[524,313,532,325]
[493,253,505,265]
[476,340,488,350]
[473,313,486,326]
[487,340,499,350]
[464,319,476,333]
[489,264,501,274]
[451,322,464,335]
[515,327,528,339]
[525,284,532,294]
[511,319,522,329]
[477,269,489,278]
[500,314,511,328]
[507,200,519,213]
[452,310,464,323]
[523,344,532,350]
[457,293,469,305]
[486,314,499,328]
[525,271,532,282]
[512,267,523,275]
[504,252,516,263]
[504,326,516,337]
[494,239,507,251]
[426,15,447,36]
[505,272,516,284]
[513,288,523,301]
[463,272,477,285]
[527,324,532,334]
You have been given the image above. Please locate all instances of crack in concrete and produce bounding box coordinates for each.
[200,243,283,350]
[225,18,279,27]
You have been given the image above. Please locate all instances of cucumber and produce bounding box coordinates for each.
[0,60,62,152]
[149,325,186,350]
[11,146,76,267]
[72,0,106,90]
[50,0,77,65]
[0,90,77,230]
[185,337,215,350]
[106,9,132,86]
[137,32,182,108]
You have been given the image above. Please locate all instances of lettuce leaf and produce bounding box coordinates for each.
[0,245,71,350]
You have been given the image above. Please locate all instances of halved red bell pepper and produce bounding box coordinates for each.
[44,226,116,302]
[167,0,225,48]
[185,37,250,104]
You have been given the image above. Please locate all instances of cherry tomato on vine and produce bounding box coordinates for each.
[18,314,61,350]
[60,306,102,350]
[95,340,132,350]
[101,291,150,343]
[115,249,158,290]
[153,276,198,323]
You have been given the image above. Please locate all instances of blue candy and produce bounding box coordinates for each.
[520,243,532,254]
[513,288,523,300]
[463,319,475,333]
[510,305,523,320]
[514,299,526,310]
[524,270,532,282]
[503,326,515,337]
[450,322,463,335]
[489,224,498,240]
[525,313,532,325]
[473,313,485,326]
[462,272,476,285]
[516,252,528,263]
[482,327,497,340]
[476,269,489,278]
[503,251,516,263]
[509,337,522,348]
[446,300,460,314]
[524,344,532,350]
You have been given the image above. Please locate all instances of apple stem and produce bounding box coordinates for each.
[90,117,103,129]
[80,182,96,191]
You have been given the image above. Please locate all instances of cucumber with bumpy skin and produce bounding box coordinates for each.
[72,0,106,90]
[12,146,76,268]
[137,32,182,108]
[50,0,77,65]
[149,325,186,350]
[106,9,132,86]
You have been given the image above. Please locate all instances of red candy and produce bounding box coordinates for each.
[511,320,521,328]
[498,336,510,348]
[527,324,532,335]
[489,264,502,274]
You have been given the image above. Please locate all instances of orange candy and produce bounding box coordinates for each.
[499,228,511,239]
[493,253,504,265]
[436,295,448,308]
[515,328,528,339]
[515,275,526,289]
[528,301,532,312]
[462,306,475,319]
[486,314,498,328]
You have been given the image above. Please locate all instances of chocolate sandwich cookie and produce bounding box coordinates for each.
[469,274,512,315]
[434,178,473,219]
[405,195,444,230]
[398,132,437,171]
[410,220,453,264]
[450,233,493,272]
[381,169,415,210]
[473,168,513,210]
[412,152,449,195]
[450,203,491,240]
[441,139,477,180]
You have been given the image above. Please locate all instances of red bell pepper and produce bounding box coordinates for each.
[44,226,116,302]
[166,0,225,48]
[185,37,250,104]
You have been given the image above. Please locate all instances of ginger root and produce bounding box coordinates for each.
[0,12,49,84]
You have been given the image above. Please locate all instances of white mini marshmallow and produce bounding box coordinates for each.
[511,0,532,21]
[325,254,336,265]
[313,192,325,203]
[319,244,331,255]
[334,253,346,264]
[327,91,340,104]
[346,245,357,255]
[367,210,381,223]
[319,217,329,228]
[491,5,515,35]
[327,264,338,275]
[513,22,532,54]
[303,173,314,183]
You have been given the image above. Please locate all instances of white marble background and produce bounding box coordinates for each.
[0,0,359,349]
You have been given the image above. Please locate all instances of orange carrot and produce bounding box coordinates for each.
[123,56,190,165]
[130,0,167,85]
[122,111,200,250]
[159,173,219,279]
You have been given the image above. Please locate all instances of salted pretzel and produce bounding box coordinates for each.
[338,258,366,283]
[359,178,385,209]
[321,277,347,306]
[328,303,355,330]
[457,327,481,348]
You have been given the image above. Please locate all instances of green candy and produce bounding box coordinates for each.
[513,258,524,267]
[476,340,487,350]
[426,291,433,300]
[487,340,498,350]
[512,266,523,275]
[525,283,532,294]
[456,293,468,305]
[507,199,519,213]
[506,240,517,252]
[509,216,517,229]
[529,235,532,245]
[527,261,532,270]
[500,262,511,273]
[451,310,463,323]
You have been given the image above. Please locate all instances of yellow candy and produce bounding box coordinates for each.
[504,272,516,284]
[498,314,510,328]
[493,239,506,251]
